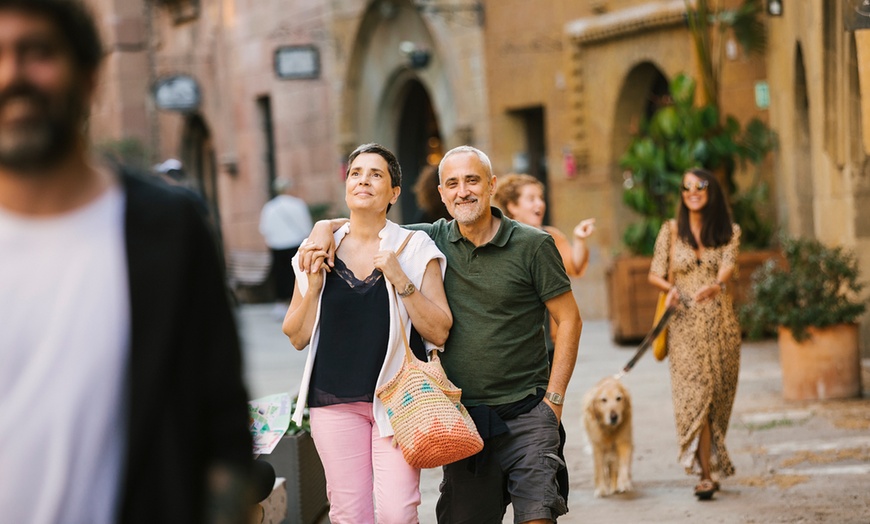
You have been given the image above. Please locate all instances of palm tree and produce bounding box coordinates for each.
[685,0,767,110]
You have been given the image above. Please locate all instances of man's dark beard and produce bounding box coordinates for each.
[0,82,83,174]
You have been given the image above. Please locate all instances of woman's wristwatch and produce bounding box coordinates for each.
[397,281,416,298]
[716,280,726,292]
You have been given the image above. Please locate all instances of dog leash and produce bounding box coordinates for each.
[613,300,683,381]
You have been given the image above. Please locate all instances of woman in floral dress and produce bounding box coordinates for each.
[649,167,741,500]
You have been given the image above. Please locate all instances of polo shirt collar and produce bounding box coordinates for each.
[447,206,515,247]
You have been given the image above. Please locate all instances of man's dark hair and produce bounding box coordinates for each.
[0,0,103,72]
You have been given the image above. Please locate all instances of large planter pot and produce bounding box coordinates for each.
[258,431,329,524]
[778,324,863,401]
[606,250,780,343]
[606,255,658,343]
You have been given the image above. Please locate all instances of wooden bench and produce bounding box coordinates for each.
[227,250,272,302]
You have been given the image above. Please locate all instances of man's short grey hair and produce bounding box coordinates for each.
[273,178,293,193]
[438,146,493,182]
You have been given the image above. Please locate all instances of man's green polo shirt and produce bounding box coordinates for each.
[408,207,572,406]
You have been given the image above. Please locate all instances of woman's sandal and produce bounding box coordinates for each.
[694,479,716,500]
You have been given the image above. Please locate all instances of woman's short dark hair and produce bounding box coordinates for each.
[346,143,402,188]
[0,0,103,73]
[677,167,734,248]
[346,143,402,213]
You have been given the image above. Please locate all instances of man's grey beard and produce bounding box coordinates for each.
[0,87,83,175]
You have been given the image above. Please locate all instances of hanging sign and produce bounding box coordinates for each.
[153,75,201,112]
[274,45,320,80]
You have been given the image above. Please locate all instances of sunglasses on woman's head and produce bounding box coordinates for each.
[682,180,709,192]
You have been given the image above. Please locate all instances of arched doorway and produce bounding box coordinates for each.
[794,44,815,238]
[610,62,669,250]
[181,114,222,244]
[340,0,457,217]
[396,79,443,224]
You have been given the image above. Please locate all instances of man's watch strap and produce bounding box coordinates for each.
[544,391,564,405]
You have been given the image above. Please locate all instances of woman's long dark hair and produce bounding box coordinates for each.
[676,168,734,248]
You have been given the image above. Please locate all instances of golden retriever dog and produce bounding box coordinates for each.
[582,376,633,497]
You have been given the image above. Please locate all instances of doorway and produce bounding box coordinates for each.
[182,114,222,244]
[510,106,550,223]
[396,79,443,224]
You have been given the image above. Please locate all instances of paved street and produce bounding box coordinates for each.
[238,303,870,523]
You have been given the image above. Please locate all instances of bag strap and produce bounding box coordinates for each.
[667,220,677,284]
[393,231,416,364]
[395,231,415,257]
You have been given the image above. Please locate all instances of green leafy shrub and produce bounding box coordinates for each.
[619,74,776,255]
[740,236,867,342]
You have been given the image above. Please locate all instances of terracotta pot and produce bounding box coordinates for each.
[778,324,863,401]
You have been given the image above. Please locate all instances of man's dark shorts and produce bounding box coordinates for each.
[436,401,568,523]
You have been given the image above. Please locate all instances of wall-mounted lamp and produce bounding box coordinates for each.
[767,0,782,16]
[399,41,431,70]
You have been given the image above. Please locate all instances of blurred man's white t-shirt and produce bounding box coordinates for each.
[0,185,129,524]
[259,194,312,249]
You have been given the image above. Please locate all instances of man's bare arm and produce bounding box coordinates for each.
[297,218,347,273]
[543,290,582,422]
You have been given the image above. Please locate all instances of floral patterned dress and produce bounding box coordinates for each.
[650,221,742,478]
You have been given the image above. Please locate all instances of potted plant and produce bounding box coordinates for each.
[741,236,867,400]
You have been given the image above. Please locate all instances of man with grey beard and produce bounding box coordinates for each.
[0,1,253,523]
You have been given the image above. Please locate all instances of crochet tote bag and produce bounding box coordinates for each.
[376,319,483,468]
[376,236,482,468]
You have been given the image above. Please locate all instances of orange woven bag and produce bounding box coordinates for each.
[376,234,483,468]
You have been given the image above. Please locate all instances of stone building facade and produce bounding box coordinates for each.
[84,0,869,352]
[87,0,488,269]
[764,0,870,352]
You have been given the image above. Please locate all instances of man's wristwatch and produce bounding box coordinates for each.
[397,281,416,298]
[544,391,564,406]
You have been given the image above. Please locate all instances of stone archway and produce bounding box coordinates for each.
[610,62,669,250]
[794,44,815,238]
[340,0,456,212]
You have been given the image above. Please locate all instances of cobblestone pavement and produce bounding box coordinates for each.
[239,304,870,524]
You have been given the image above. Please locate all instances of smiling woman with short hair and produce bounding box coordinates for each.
[282,143,452,524]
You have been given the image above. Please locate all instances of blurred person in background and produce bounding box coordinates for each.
[0,1,253,522]
[259,177,312,319]
[154,158,185,185]
[493,173,595,365]
[412,163,451,223]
